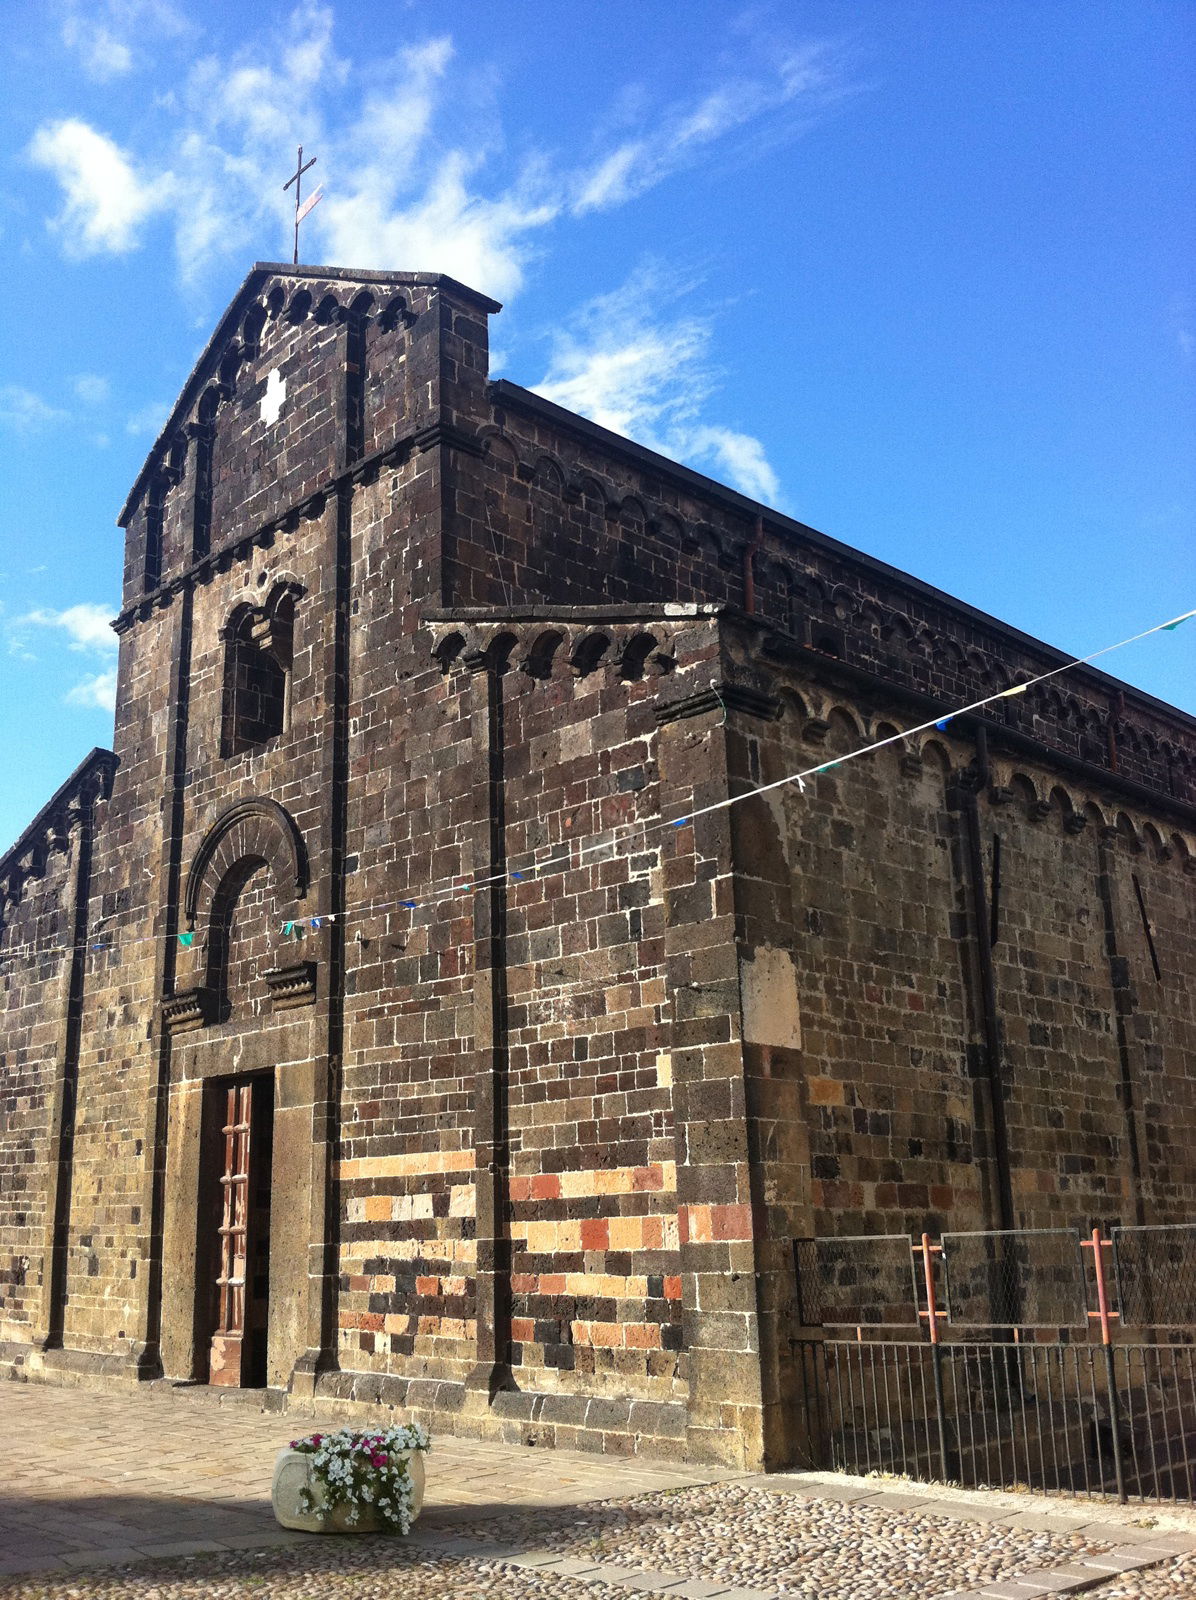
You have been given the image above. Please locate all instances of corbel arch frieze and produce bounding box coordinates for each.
[427,619,684,686]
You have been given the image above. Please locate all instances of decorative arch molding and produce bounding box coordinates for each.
[183,798,308,930]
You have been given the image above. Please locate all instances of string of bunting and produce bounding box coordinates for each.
[260,603,1195,935]
[0,604,1190,970]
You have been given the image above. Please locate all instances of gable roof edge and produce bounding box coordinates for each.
[118,264,503,528]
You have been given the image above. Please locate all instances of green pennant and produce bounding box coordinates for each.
[1161,618,1188,631]
[178,931,194,949]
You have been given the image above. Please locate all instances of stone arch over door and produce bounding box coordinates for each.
[184,798,308,932]
[166,798,312,1029]
[160,796,317,1392]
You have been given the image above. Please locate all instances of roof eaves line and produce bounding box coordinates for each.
[250,264,502,313]
[490,379,1196,734]
[424,603,722,623]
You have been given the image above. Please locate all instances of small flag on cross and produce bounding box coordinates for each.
[296,185,323,225]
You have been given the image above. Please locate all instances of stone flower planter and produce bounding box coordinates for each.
[272,1444,426,1534]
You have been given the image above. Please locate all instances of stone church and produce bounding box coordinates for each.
[1,263,1193,1470]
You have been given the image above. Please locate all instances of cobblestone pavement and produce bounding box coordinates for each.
[2,1381,1195,1600]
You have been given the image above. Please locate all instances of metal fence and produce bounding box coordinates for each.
[793,1225,1196,1505]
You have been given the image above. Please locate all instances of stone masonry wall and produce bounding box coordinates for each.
[0,752,114,1354]
[458,384,1193,810]
[1,261,1193,1476]
[0,850,72,1341]
[681,622,1196,1462]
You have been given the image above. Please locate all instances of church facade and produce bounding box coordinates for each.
[1,263,1193,1470]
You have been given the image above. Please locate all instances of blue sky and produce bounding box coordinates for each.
[1,0,1192,851]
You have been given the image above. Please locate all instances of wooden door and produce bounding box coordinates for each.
[209,1082,252,1385]
[207,1075,275,1388]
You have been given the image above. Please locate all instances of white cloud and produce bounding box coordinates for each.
[570,143,644,214]
[72,374,110,404]
[570,42,847,217]
[683,425,780,505]
[66,669,119,711]
[63,19,132,80]
[28,118,172,256]
[61,0,189,82]
[126,400,170,436]
[9,603,119,711]
[536,302,711,438]
[31,6,850,301]
[533,266,781,505]
[320,152,557,302]
[19,603,119,654]
[0,385,68,434]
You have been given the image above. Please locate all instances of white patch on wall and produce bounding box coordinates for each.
[739,944,802,1050]
[260,368,286,425]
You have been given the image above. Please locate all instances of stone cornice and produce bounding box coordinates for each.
[114,419,491,635]
[0,748,117,905]
[654,684,782,726]
[488,380,1196,746]
[426,603,722,625]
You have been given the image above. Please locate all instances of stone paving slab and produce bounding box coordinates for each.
[1,1378,1195,1599]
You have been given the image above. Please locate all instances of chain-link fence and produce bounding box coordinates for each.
[1112,1224,1196,1329]
[941,1228,1089,1329]
[793,1234,921,1329]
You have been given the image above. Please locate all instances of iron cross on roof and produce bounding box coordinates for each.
[283,145,322,266]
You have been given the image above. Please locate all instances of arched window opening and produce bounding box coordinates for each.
[524,629,565,680]
[812,626,844,660]
[219,344,242,393]
[619,632,658,681]
[286,288,312,324]
[221,591,295,756]
[571,632,610,677]
[241,303,267,361]
[379,294,410,333]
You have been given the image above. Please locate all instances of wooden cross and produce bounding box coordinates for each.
[283,145,319,266]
